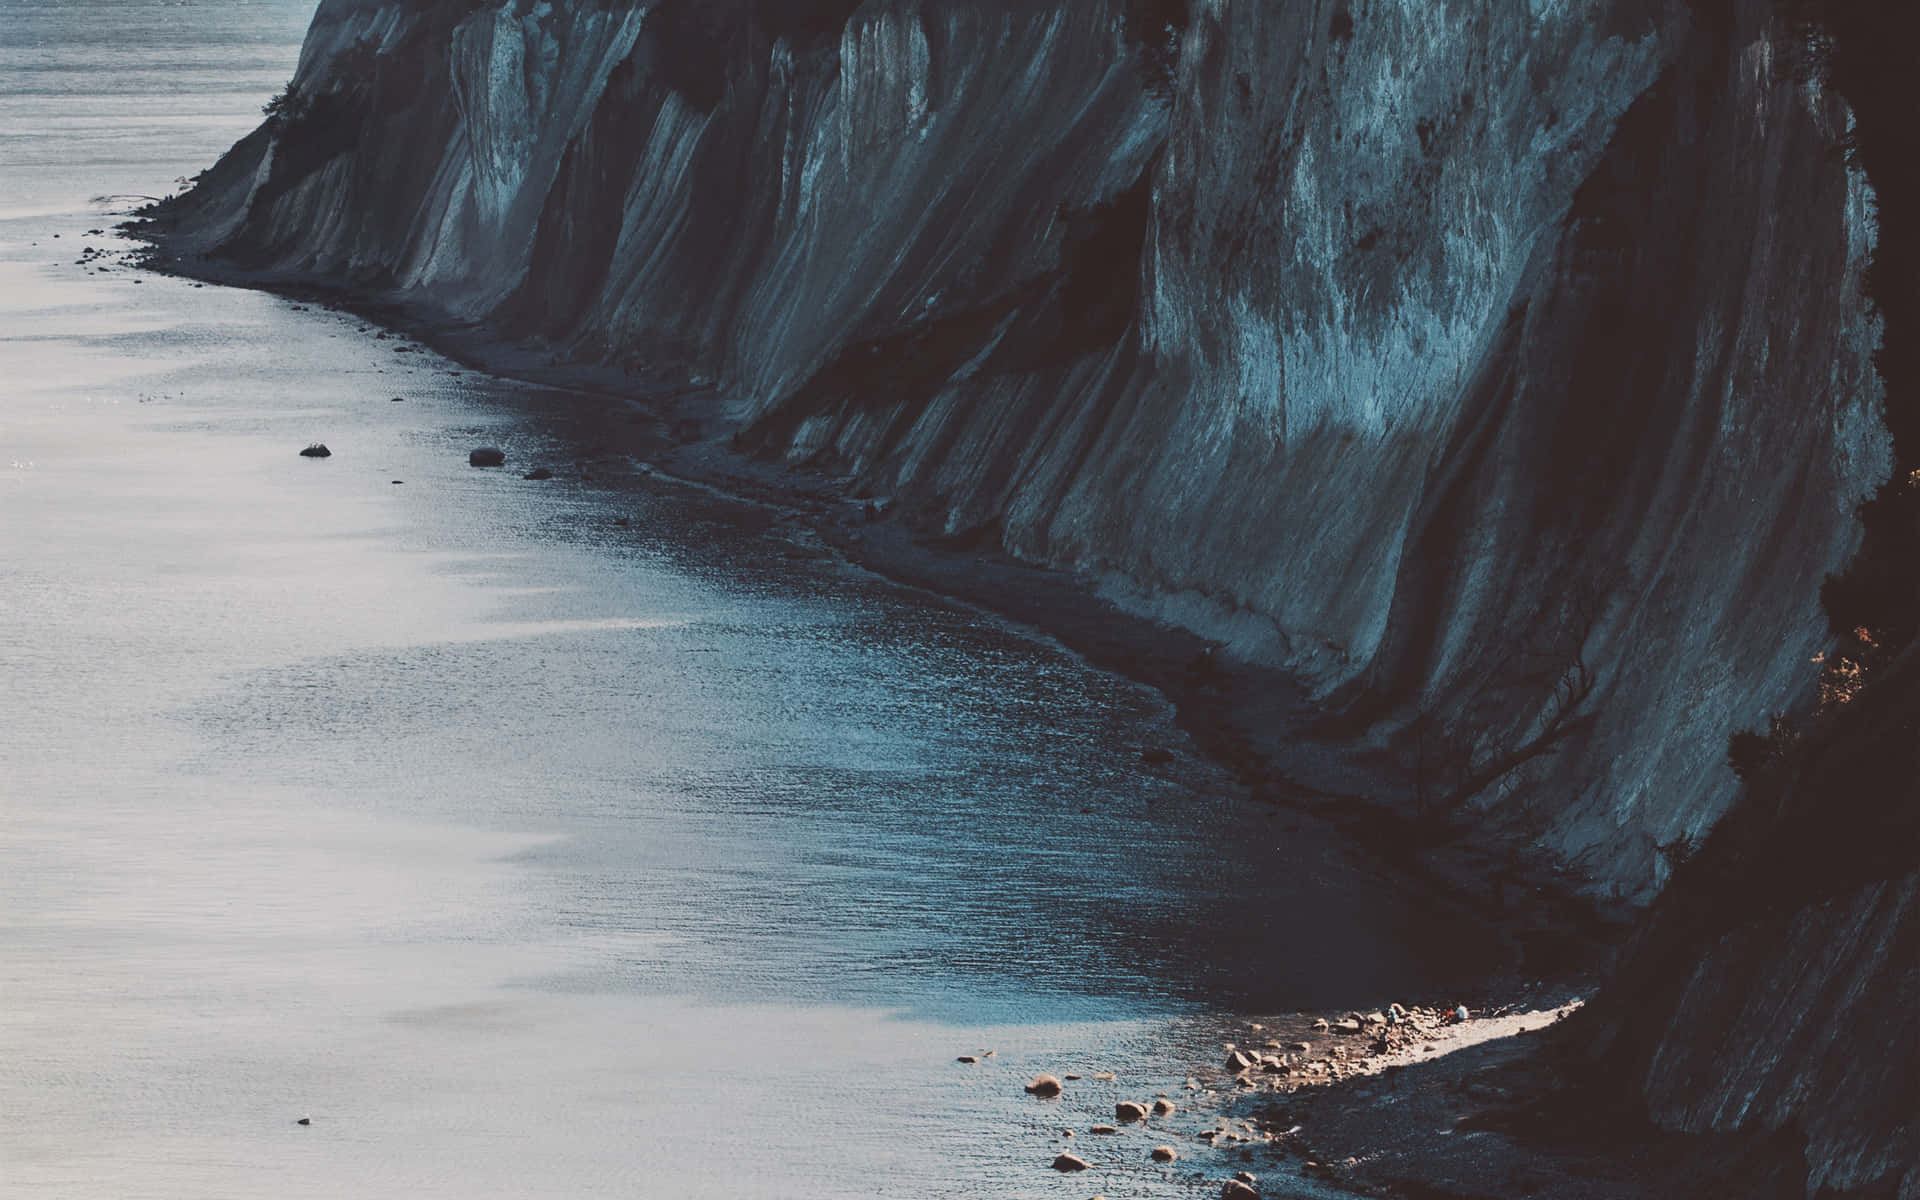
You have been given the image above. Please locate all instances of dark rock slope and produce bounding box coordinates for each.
[159,0,1886,902]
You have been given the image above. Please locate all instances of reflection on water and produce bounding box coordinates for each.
[0,2,1492,1196]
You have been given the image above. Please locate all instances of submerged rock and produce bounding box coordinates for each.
[468,447,505,467]
[523,468,553,480]
[1024,1075,1063,1097]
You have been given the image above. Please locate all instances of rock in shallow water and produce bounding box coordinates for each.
[1024,1075,1062,1097]
[1115,1101,1149,1122]
[1050,1152,1090,1172]
[468,447,505,467]
[299,443,330,458]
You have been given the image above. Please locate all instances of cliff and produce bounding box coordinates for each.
[1558,4,1920,1192]
[158,0,1886,902]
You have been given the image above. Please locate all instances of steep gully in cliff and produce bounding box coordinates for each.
[133,0,1913,1193]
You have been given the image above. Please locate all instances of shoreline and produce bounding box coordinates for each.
[125,210,1635,992]
[121,216,1655,1197]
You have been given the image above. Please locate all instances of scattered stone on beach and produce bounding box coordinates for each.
[956,1055,978,1064]
[1363,1012,1386,1026]
[1220,1180,1258,1199]
[468,447,506,467]
[1025,1075,1063,1097]
[1223,1049,1255,1072]
[1063,1073,1082,1080]
[1290,1041,1312,1051]
[1152,1098,1176,1115]
[1151,1145,1177,1162]
[1050,1153,1090,1172]
[1115,1101,1149,1123]
[1089,1124,1119,1135]
[1333,1018,1363,1034]
[523,468,553,480]
[299,443,331,457]
[1312,1018,1329,1031]
[1091,1072,1115,1080]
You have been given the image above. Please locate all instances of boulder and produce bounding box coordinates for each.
[1050,1153,1090,1172]
[468,447,505,467]
[1115,1101,1149,1122]
[1025,1075,1063,1097]
[299,443,331,457]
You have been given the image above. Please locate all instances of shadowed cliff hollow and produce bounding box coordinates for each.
[157,0,1887,901]
[1557,2,1920,1193]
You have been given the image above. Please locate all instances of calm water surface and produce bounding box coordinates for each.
[0,4,1490,1196]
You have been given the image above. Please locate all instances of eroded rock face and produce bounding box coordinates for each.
[162,0,1885,900]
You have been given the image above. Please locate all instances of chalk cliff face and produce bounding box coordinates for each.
[164,0,1885,901]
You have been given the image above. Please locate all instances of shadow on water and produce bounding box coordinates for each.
[186,366,1512,1026]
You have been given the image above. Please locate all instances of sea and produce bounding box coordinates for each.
[0,2,1486,1196]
